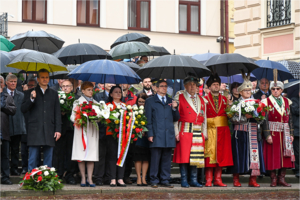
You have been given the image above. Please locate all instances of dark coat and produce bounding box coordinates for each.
[291,97,299,137]
[21,85,61,147]
[3,88,26,136]
[136,88,155,97]
[145,94,180,148]
[1,93,16,141]
[253,90,271,100]
[93,91,109,139]
[166,79,184,97]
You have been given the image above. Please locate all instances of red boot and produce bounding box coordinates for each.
[233,173,241,187]
[205,167,213,187]
[270,170,277,187]
[277,169,291,187]
[213,167,227,187]
[248,176,260,187]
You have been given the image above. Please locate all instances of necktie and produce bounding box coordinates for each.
[10,91,14,97]
[191,96,197,110]
[161,97,165,105]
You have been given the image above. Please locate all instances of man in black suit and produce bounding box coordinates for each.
[166,79,184,97]
[253,78,271,100]
[136,78,154,97]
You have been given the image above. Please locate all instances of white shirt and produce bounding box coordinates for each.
[157,94,166,103]
[6,88,14,97]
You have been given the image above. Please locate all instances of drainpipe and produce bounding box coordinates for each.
[225,0,229,53]
[220,0,224,54]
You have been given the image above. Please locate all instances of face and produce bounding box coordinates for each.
[232,87,239,95]
[110,87,122,100]
[27,81,37,89]
[61,81,73,94]
[121,84,130,90]
[82,87,93,98]
[142,78,152,90]
[184,82,197,95]
[240,89,252,99]
[259,78,270,91]
[209,82,220,93]
[105,84,115,92]
[37,72,50,87]
[271,87,283,97]
[220,83,226,91]
[137,97,146,107]
[141,57,148,63]
[252,81,257,89]
[157,82,168,96]
[6,78,17,91]
[204,85,210,95]
[0,78,5,89]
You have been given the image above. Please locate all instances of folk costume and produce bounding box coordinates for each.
[173,75,207,188]
[204,74,233,187]
[261,71,295,187]
[227,72,266,187]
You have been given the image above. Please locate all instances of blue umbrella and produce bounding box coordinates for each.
[204,73,257,84]
[253,59,294,81]
[192,52,220,64]
[68,59,142,84]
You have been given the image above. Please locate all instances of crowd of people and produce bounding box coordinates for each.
[0,65,299,189]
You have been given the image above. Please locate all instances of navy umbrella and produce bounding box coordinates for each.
[284,80,300,98]
[192,52,220,64]
[68,60,142,84]
[0,51,21,73]
[253,59,294,81]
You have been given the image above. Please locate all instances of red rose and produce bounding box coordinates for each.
[257,107,262,113]
[83,101,87,104]
[31,169,38,172]
[95,88,99,92]
[37,171,42,175]
[117,134,119,138]
[135,128,142,133]
[89,101,93,104]
[26,175,31,180]
[115,128,119,132]
[68,96,73,100]
[37,176,43,182]
[131,134,135,138]
[133,138,138,141]
[55,175,58,177]
[261,112,266,116]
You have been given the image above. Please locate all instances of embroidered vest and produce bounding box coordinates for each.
[178,94,204,125]
[267,97,289,123]
[205,93,228,118]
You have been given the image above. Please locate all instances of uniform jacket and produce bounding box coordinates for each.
[1,93,16,141]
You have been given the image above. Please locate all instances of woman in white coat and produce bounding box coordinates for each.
[70,81,99,187]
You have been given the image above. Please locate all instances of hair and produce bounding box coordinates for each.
[259,78,270,85]
[108,85,123,103]
[136,93,148,105]
[142,77,151,83]
[5,74,18,82]
[155,79,167,87]
[27,78,37,85]
[81,81,94,91]
[0,75,4,81]
[62,79,73,86]
[140,55,148,60]
[230,82,241,94]
[37,69,49,78]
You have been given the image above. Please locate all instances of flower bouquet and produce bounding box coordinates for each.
[93,88,101,96]
[58,91,75,113]
[19,166,63,192]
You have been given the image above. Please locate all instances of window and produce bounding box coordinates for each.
[128,0,151,31]
[179,0,200,34]
[267,0,291,27]
[77,0,100,26]
[22,0,47,23]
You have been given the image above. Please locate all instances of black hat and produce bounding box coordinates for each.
[183,73,199,86]
[206,73,221,87]
[151,78,159,84]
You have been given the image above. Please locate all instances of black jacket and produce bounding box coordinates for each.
[21,85,61,146]
[253,90,271,100]
[1,93,16,141]
[291,97,299,137]
[136,88,155,97]
[93,91,109,139]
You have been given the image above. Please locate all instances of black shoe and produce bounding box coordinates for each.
[21,169,27,174]
[96,181,103,186]
[66,179,76,185]
[142,183,148,186]
[117,182,127,187]
[10,170,20,176]
[137,183,142,186]
[151,184,158,188]
[1,179,13,185]
[296,173,299,178]
[123,177,132,184]
[110,183,116,187]
[161,183,174,188]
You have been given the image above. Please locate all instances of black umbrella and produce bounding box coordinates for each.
[110,33,150,49]
[278,60,300,80]
[137,55,211,79]
[204,53,260,76]
[53,43,112,65]
[149,45,171,56]
[284,80,300,98]
[49,65,77,79]
[10,30,64,54]
[0,51,21,73]
[120,61,140,72]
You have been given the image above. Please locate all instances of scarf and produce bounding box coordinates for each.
[82,94,93,102]
[272,95,283,107]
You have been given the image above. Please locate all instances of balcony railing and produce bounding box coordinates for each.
[267,0,291,28]
[0,12,8,37]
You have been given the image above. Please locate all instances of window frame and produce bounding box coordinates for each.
[77,0,100,27]
[179,0,201,34]
[128,0,151,31]
[22,0,47,24]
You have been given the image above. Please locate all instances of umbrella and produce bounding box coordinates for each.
[68,60,141,84]
[253,59,294,81]
[284,80,300,98]
[53,43,112,65]
[204,73,257,84]
[204,53,260,76]
[149,45,171,56]
[0,35,15,52]
[137,55,211,79]
[109,41,156,60]
[7,51,67,73]
[110,33,150,49]
[277,60,300,80]
[10,30,65,54]
[120,61,140,72]
[50,65,77,79]
[0,51,21,73]
[9,49,36,58]
[191,52,220,64]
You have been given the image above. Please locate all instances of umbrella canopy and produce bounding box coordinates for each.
[110,33,150,49]
[0,51,21,73]
[277,60,300,80]
[120,61,140,72]
[7,51,67,72]
[284,80,300,98]
[204,73,257,84]
[109,41,156,60]
[53,43,112,65]
[50,65,77,79]
[10,30,65,54]
[192,52,220,64]
[68,60,141,84]
[149,45,171,56]
[0,35,15,52]
[9,49,36,58]
[253,60,294,81]
[204,53,259,76]
[137,55,211,79]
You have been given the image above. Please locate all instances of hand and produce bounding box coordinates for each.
[175,135,180,141]
[267,135,273,144]
[31,90,36,99]
[148,136,153,142]
[228,96,233,105]
[54,132,61,141]
[245,114,253,119]
[261,94,266,100]
[172,100,178,109]
[291,136,294,142]
[22,84,28,91]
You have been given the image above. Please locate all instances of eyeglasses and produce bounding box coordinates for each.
[271,88,281,91]
[159,85,168,88]
[62,85,72,88]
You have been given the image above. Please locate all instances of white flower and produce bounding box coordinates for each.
[246,102,251,107]
[60,99,65,104]
[231,105,236,111]
[241,102,246,107]
[139,110,144,114]
[93,106,102,118]
[44,171,49,176]
[112,112,120,119]
[40,166,46,170]
[127,105,132,110]
[132,105,138,110]
[102,109,110,119]
[129,112,132,116]
[107,104,114,110]
[117,105,121,109]
[139,105,144,110]
[249,101,255,105]
[50,167,55,172]
[134,111,139,115]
